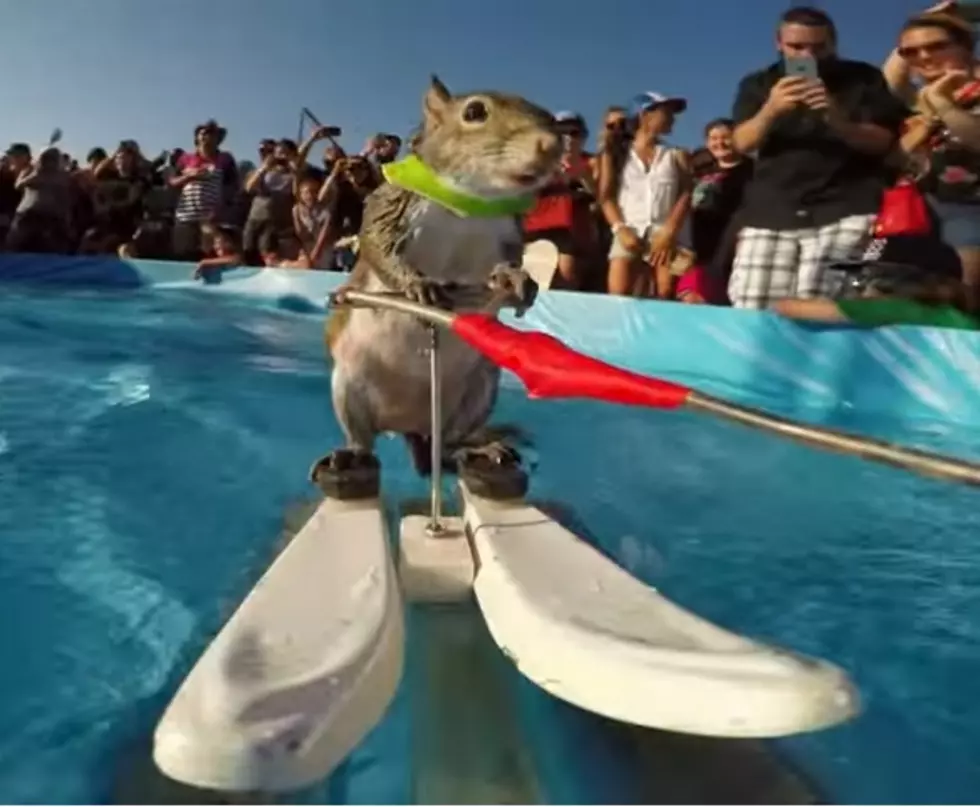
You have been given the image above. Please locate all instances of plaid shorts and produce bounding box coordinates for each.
[728,214,875,309]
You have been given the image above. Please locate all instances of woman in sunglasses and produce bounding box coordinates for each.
[882,3,980,310]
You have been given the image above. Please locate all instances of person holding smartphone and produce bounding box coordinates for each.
[726,6,908,309]
[243,138,297,263]
[882,3,980,310]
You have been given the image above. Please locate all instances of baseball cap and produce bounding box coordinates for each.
[628,92,687,118]
[554,110,588,136]
[5,142,30,158]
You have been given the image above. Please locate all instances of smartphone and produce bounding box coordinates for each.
[784,54,818,80]
[322,126,342,137]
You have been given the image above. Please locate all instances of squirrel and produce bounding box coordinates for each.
[311,75,564,500]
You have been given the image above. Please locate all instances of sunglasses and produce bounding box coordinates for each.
[898,39,955,60]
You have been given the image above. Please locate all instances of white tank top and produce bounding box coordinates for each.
[616,146,685,237]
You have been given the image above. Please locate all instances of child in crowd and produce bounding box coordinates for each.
[289,176,331,269]
[193,225,243,279]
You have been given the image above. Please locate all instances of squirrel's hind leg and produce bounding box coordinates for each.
[309,364,381,500]
[442,361,529,501]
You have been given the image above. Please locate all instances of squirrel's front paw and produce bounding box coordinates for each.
[488,263,538,316]
[403,276,452,308]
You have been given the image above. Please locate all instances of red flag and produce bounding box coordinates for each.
[447,311,980,489]
[452,313,691,409]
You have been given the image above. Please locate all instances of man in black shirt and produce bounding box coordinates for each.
[728,6,908,308]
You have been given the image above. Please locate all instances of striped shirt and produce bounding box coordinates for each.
[174,151,235,223]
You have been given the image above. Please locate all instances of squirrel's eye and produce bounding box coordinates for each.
[461,100,489,124]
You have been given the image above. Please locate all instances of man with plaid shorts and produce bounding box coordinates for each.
[728,6,908,309]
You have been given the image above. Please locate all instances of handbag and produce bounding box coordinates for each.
[873,179,932,239]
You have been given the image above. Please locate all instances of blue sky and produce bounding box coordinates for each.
[0,0,947,162]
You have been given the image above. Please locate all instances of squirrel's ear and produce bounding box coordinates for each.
[424,75,451,121]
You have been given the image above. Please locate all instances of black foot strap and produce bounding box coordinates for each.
[457,445,528,501]
[310,449,381,500]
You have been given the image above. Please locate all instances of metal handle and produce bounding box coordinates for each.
[328,289,470,327]
[427,326,444,535]
[687,391,980,487]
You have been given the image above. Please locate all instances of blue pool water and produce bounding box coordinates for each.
[2,283,980,803]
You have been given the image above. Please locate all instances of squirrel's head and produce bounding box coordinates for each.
[414,75,564,196]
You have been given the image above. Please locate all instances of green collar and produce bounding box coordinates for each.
[382,155,535,218]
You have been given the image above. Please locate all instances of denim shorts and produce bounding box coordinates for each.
[928,196,980,250]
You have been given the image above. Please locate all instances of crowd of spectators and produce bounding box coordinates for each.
[0,120,398,276]
[2,2,980,330]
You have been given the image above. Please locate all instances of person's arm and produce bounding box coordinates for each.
[169,171,200,189]
[772,297,851,323]
[931,101,980,149]
[295,125,337,170]
[14,166,39,189]
[168,157,200,189]
[309,189,348,264]
[806,68,907,156]
[244,162,269,195]
[922,72,980,150]
[318,162,344,204]
[195,247,244,278]
[648,150,694,268]
[291,163,309,198]
[309,211,340,265]
[882,49,918,106]
[292,204,312,246]
[92,153,118,180]
[598,148,643,257]
[732,74,778,155]
[197,253,242,269]
[597,149,624,229]
[661,150,693,240]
